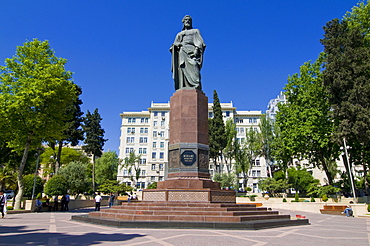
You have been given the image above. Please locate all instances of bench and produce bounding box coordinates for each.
[237,202,263,207]
[320,205,347,215]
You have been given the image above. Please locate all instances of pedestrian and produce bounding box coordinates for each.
[53,195,59,211]
[45,197,52,212]
[35,197,42,212]
[0,190,7,218]
[94,193,102,211]
[65,193,70,211]
[60,194,66,211]
[108,193,115,208]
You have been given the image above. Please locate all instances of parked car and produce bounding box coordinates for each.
[4,190,15,200]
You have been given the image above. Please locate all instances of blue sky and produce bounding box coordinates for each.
[0,0,361,152]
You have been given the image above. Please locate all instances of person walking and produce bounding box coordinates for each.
[108,193,115,208]
[0,190,7,218]
[65,193,70,211]
[94,193,102,211]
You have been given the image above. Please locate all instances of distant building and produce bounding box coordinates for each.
[117,101,267,192]
[266,91,286,121]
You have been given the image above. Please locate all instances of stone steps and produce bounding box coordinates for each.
[89,202,292,223]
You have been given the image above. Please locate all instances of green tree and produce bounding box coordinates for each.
[213,172,238,189]
[208,90,226,173]
[58,161,90,196]
[44,175,69,196]
[82,108,107,191]
[123,151,141,188]
[322,2,370,194]
[95,151,120,184]
[258,178,289,197]
[259,115,275,178]
[98,179,132,195]
[40,147,89,177]
[223,118,237,174]
[287,167,318,195]
[53,86,84,175]
[276,54,339,185]
[0,39,78,209]
[23,174,43,199]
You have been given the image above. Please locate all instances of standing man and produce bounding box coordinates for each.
[108,193,115,208]
[170,15,206,91]
[94,193,102,211]
[0,190,7,218]
[65,193,70,211]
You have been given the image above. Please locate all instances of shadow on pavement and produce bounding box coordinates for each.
[0,226,145,245]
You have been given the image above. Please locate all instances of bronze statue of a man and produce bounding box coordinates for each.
[170,15,206,91]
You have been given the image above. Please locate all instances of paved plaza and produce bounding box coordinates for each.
[0,207,369,246]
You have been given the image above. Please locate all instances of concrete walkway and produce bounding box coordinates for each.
[0,207,369,246]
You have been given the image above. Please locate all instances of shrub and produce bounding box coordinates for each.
[44,175,69,196]
[322,194,328,202]
[245,187,252,192]
[282,198,287,202]
[310,197,316,202]
[294,193,299,202]
[147,182,157,189]
[6,206,13,210]
[367,204,370,212]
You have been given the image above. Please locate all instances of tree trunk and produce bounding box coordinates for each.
[55,141,63,175]
[14,135,32,210]
[321,159,333,185]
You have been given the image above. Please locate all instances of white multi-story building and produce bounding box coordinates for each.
[117,101,268,192]
[266,91,286,121]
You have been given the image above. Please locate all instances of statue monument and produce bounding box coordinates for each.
[170,15,206,91]
[142,15,235,203]
[80,16,309,230]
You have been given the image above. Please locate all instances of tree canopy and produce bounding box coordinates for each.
[0,39,78,208]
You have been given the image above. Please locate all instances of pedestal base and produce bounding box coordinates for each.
[142,189,236,203]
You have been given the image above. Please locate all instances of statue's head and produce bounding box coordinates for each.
[182,15,193,30]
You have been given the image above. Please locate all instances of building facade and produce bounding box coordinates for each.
[117,102,267,192]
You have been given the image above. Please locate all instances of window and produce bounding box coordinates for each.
[160,142,165,148]
[159,152,164,159]
[145,118,148,123]
[151,164,156,170]
[141,118,149,123]
[159,176,164,181]
[153,142,157,148]
[139,137,147,143]
[128,118,136,123]
[236,118,243,123]
[126,137,134,143]
[225,111,230,117]
[153,131,157,137]
[159,131,165,137]
[257,170,261,177]
[161,120,165,127]
[159,164,164,171]
[140,127,148,133]
[125,148,130,153]
[154,111,158,117]
[139,158,146,165]
[141,170,146,176]
[152,152,156,159]
[143,148,147,154]
[161,112,165,117]
[123,170,128,176]
[153,121,158,127]
[151,176,156,182]
[255,160,260,166]
[208,112,213,118]
[139,148,143,154]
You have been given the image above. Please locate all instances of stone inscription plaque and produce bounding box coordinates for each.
[181,150,196,166]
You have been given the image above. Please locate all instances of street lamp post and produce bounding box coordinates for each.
[343,138,357,203]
